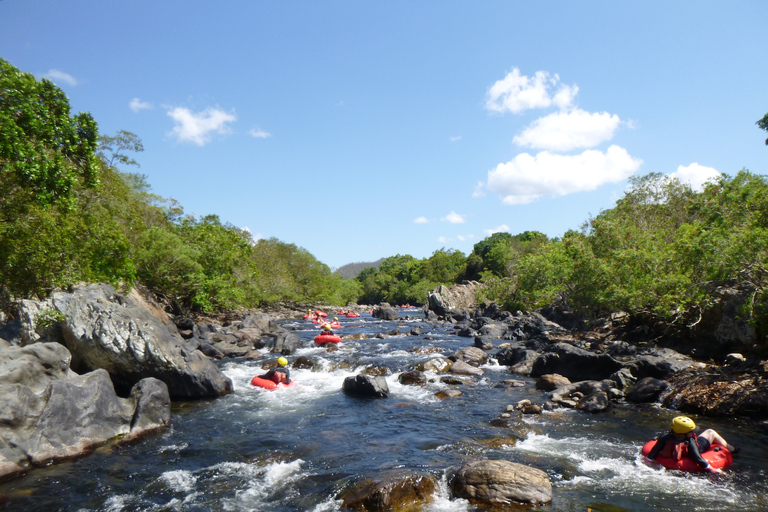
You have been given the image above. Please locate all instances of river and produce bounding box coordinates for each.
[1,311,767,511]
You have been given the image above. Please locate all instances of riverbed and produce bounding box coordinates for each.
[1,311,766,511]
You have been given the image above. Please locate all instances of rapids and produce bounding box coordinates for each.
[1,311,766,511]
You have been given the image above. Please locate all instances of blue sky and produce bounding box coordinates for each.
[2,2,767,269]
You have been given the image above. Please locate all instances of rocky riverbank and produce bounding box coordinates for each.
[1,281,766,508]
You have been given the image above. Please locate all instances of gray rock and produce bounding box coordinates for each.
[343,374,389,398]
[450,346,489,366]
[20,284,232,399]
[451,459,552,506]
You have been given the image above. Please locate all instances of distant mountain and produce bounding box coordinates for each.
[335,258,386,279]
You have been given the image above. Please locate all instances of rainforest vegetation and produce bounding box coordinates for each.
[2,58,768,340]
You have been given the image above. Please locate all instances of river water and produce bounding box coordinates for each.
[2,311,767,511]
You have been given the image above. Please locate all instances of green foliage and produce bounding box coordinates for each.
[0,58,99,211]
[758,112,768,146]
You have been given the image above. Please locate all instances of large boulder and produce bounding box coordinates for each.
[339,470,438,511]
[19,284,233,399]
[451,459,552,506]
[450,346,489,367]
[661,369,768,416]
[531,342,623,381]
[0,343,170,481]
[372,305,400,321]
[626,377,670,403]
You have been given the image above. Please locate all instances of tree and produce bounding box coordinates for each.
[758,112,768,146]
[98,130,144,169]
[0,58,99,211]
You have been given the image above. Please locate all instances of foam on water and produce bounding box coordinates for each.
[515,433,743,507]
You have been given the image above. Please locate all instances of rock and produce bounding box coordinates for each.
[535,374,571,391]
[496,345,539,375]
[419,357,452,373]
[474,335,495,350]
[550,380,616,413]
[409,326,424,336]
[435,389,463,399]
[339,470,438,512]
[576,390,610,413]
[19,284,232,399]
[292,356,315,369]
[626,377,670,403]
[609,368,637,390]
[272,331,303,355]
[372,305,399,321]
[661,370,768,416]
[0,343,170,481]
[531,342,623,381]
[398,371,426,386]
[426,283,481,317]
[450,346,489,367]
[449,361,484,377]
[343,375,389,398]
[451,460,552,506]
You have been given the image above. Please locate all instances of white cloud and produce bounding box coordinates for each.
[485,68,577,114]
[457,234,475,242]
[129,98,153,113]
[513,108,622,151]
[167,107,237,146]
[249,127,271,139]
[44,69,77,86]
[472,181,486,198]
[450,135,462,142]
[413,217,429,224]
[485,145,643,204]
[670,163,721,192]
[442,211,466,224]
[483,225,510,236]
[437,236,449,243]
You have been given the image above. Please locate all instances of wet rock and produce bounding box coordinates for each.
[550,380,616,413]
[339,470,438,512]
[272,331,302,355]
[398,371,426,386]
[449,360,484,377]
[576,390,610,413]
[535,373,571,391]
[450,346,489,367]
[419,357,452,373]
[292,356,315,370]
[496,345,538,375]
[451,460,552,506]
[626,377,670,403]
[372,305,399,321]
[343,375,389,398]
[409,326,424,336]
[435,389,463,399]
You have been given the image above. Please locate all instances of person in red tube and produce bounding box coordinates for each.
[646,416,738,473]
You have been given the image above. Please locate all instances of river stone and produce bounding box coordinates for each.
[272,331,303,355]
[451,346,489,366]
[450,360,484,376]
[420,357,452,373]
[626,377,670,403]
[474,335,495,350]
[339,470,437,512]
[435,389,463,399]
[451,459,552,506]
[372,305,399,320]
[398,371,426,386]
[531,342,623,381]
[535,373,571,391]
[343,375,389,398]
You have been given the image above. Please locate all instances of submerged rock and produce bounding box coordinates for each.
[339,470,438,512]
[343,374,389,398]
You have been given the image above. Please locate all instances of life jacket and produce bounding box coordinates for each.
[661,433,696,460]
[271,368,288,384]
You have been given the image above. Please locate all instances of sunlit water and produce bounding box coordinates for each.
[2,311,767,511]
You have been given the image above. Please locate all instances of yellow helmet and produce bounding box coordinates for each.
[671,416,696,434]
[277,357,288,367]
[323,324,332,331]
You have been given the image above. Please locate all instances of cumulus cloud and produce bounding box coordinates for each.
[129,98,153,113]
[670,163,721,192]
[413,217,429,224]
[483,225,510,236]
[167,107,237,146]
[485,68,577,114]
[485,145,643,205]
[249,127,271,139]
[44,69,77,86]
[442,211,466,224]
[450,135,462,142]
[513,108,622,151]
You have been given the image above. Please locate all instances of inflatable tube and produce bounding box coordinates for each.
[314,334,343,344]
[641,440,733,472]
[320,322,341,329]
[250,376,293,390]
[315,310,328,317]
[345,313,360,318]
